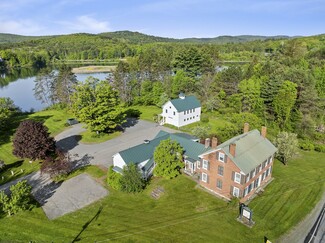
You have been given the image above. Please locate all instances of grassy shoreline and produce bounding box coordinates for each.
[72,65,116,73]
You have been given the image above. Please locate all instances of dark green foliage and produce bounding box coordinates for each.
[0,180,32,216]
[154,139,184,179]
[120,163,146,193]
[72,78,126,133]
[299,140,315,151]
[314,144,325,153]
[0,97,17,127]
[107,166,123,190]
[40,150,71,179]
[12,120,55,160]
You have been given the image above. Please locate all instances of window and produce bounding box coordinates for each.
[233,186,240,197]
[254,178,259,188]
[203,159,209,170]
[187,118,189,120]
[262,160,266,169]
[243,187,248,197]
[266,168,270,177]
[184,119,186,121]
[262,172,266,181]
[165,109,167,113]
[173,111,175,116]
[248,183,253,193]
[184,111,186,115]
[197,160,201,169]
[268,156,273,164]
[218,165,224,176]
[202,173,208,183]
[246,174,250,183]
[256,165,261,174]
[193,116,195,119]
[169,106,171,109]
[193,108,195,112]
[250,169,255,179]
[217,179,222,189]
[190,109,192,113]
[218,153,225,162]
[234,172,241,184]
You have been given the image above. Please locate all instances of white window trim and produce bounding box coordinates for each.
[217,180,222,189]
[202,159,209,170]
[202,173,208,183]
[218,153,225,163]
[197,160,200,169]
[234,172,241,184]
[233,186,240,197]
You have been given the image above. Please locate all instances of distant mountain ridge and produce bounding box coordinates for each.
[0,30,307,45]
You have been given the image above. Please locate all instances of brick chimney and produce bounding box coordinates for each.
[244,123,249,133]
[205,138,211,148]
[261,126,267,138]
[229,143,236,157]
[211,137,218,148]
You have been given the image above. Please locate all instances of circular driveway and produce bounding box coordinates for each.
[55,120,177,168]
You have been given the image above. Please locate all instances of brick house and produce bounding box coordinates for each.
[197,124,277,202]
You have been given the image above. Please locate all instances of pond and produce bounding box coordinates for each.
[0,69,109,112]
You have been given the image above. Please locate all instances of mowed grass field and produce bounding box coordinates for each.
[0,150,324,242]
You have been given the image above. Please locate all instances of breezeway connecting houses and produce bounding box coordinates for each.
[112,122,277,202]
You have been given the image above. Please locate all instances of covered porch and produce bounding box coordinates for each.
[183,158,197,176]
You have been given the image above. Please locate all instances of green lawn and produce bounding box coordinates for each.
[0,150,324,242]
[130,105,161,122]
[79,130,122,144]
[0,108,73,184]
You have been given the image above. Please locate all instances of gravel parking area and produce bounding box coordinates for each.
[41,173,108,220]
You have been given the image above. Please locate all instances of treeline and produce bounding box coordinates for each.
[111,37,325,143]
[1,32,323,70]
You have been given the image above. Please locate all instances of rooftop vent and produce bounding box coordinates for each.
[144,139,150,144]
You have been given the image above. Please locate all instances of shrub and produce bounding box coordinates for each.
[0,160,5,172]
[299,140,315,151]
[201,114,210,123]
[314,144,325,153]
[120,163,146,192]
[107,166,122,190]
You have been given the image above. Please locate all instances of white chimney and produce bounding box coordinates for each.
[179,92,185,99]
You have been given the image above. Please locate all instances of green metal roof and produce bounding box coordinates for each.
[118,131,209,169]
[200,129,277,174]
[170,95,201,112]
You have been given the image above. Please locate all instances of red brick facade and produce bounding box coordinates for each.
[196,145,274,202]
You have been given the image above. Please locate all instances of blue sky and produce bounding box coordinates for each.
[0,0,324,38]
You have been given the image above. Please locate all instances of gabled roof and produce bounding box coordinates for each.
[169,95,201,112]
[118,130,209,166]
[200,129,277,174]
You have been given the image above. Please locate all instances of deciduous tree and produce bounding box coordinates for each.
[40,150,71,179]
[274,132,299,165]
[154,139,184,179]
[12,120,55,160]
[72,78,126,133]
[120,163,146,193]
[0,180,32,216]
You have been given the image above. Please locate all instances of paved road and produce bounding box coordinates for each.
[55,119,177,168]
[278,191,325,243]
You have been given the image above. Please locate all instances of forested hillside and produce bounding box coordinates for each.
[0,31,324,146]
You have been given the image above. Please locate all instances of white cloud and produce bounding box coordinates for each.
[57,15,111,33]
[0,19,43,35]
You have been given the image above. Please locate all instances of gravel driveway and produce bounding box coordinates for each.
[55,119,177,168]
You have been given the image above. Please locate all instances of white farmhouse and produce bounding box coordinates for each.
[160,93,201,128]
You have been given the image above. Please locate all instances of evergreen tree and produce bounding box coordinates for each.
[120,163,146,193]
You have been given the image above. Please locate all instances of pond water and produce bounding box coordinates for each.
[0,70,109,112]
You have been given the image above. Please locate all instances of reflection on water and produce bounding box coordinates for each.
[0,68,110,112]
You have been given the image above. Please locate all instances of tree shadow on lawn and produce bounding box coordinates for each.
[56,135,82,151]
[72,205,103,242]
